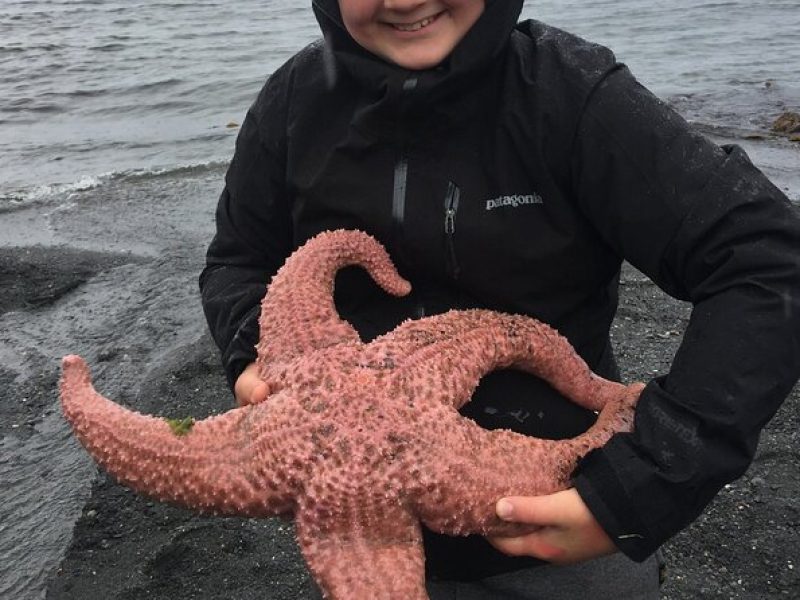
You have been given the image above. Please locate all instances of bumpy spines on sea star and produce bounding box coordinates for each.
[384,309,642,538]
[60,355,305,517]
[406,382,643,540]
[255,229,411,388]
[59,229,643,600]
[368,309,628,411]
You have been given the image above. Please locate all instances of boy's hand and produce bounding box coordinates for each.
[488,488,617,564]
[234,362,269,406]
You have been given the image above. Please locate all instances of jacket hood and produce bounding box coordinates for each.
[311,0,523,124]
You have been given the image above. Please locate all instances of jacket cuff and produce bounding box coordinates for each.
[572,377,707,562]
[573,450,656,562]
[221,306,260,392]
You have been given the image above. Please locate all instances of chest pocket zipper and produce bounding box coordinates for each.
[444,181,461,280]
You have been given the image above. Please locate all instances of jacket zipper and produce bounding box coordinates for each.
[392,154,408,250]
[444,181,461,280]
[392,152,426,319]
[392,76,417,254]
[394,75,428,317]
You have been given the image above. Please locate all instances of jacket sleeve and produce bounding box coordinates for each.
[199,68,293,392]
[568,66,800,560]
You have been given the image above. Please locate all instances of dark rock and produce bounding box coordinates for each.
[771,111,800,134]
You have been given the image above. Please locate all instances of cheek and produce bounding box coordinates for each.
[455,0,484,24]
[339,3,379,32]
[449,0,484,23]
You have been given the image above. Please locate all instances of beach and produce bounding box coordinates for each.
[0,130,796,599]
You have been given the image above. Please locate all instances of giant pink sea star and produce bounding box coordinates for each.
[60,229,642,599]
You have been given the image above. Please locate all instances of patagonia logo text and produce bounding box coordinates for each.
[485,193,543,211]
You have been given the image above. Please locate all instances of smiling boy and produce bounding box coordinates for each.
[201,0,800,597]
[338,0,484,69]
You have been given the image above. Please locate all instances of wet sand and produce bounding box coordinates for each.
[1,135,798,599]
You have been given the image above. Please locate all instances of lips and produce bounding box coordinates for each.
[389,11,444,32]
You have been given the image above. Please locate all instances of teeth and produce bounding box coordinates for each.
[393,15,435,32]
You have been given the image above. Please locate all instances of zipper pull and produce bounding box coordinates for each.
[443,181,461,280]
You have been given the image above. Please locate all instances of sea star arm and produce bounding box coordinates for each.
[378,309,626,411]
[295,502,427,600]
[412,385,642,538]
[60,355,308,517]
[255,230,411,393]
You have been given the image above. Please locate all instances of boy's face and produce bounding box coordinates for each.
[338,0,485,70]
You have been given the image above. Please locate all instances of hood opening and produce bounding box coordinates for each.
[310,0,524,80]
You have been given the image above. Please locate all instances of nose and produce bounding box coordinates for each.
[383,0,429,12]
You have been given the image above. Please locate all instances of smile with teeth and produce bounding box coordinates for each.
[391,12,442,32]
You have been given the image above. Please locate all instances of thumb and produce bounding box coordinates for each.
[235,363,269,406]
[249,380,270,404]
[496,491,572,526]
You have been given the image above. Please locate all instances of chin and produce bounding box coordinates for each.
[386,47,453,70]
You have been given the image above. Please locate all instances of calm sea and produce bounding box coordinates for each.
[1,0,798,208]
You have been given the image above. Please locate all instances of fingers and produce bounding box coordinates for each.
[488,531,566,561]
[489,489,618,564]
[492,493,574,561]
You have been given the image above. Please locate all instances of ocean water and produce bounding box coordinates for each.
[1,0,799,209]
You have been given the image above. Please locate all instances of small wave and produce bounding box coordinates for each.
[0,160,229,214]
[127,78,184,93]
[666,81,799,133]
[31,175,104,201]
[687,121,774,141]
[4,98,64,114]
[0,43,62,53]
[111,160,229,182]
[89,43,127,52]
[86,99,196,117]
[0,176,104,213]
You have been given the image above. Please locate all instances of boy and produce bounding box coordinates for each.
[200,1,800,597]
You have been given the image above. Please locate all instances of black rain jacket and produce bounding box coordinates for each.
[200,0,800,580]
